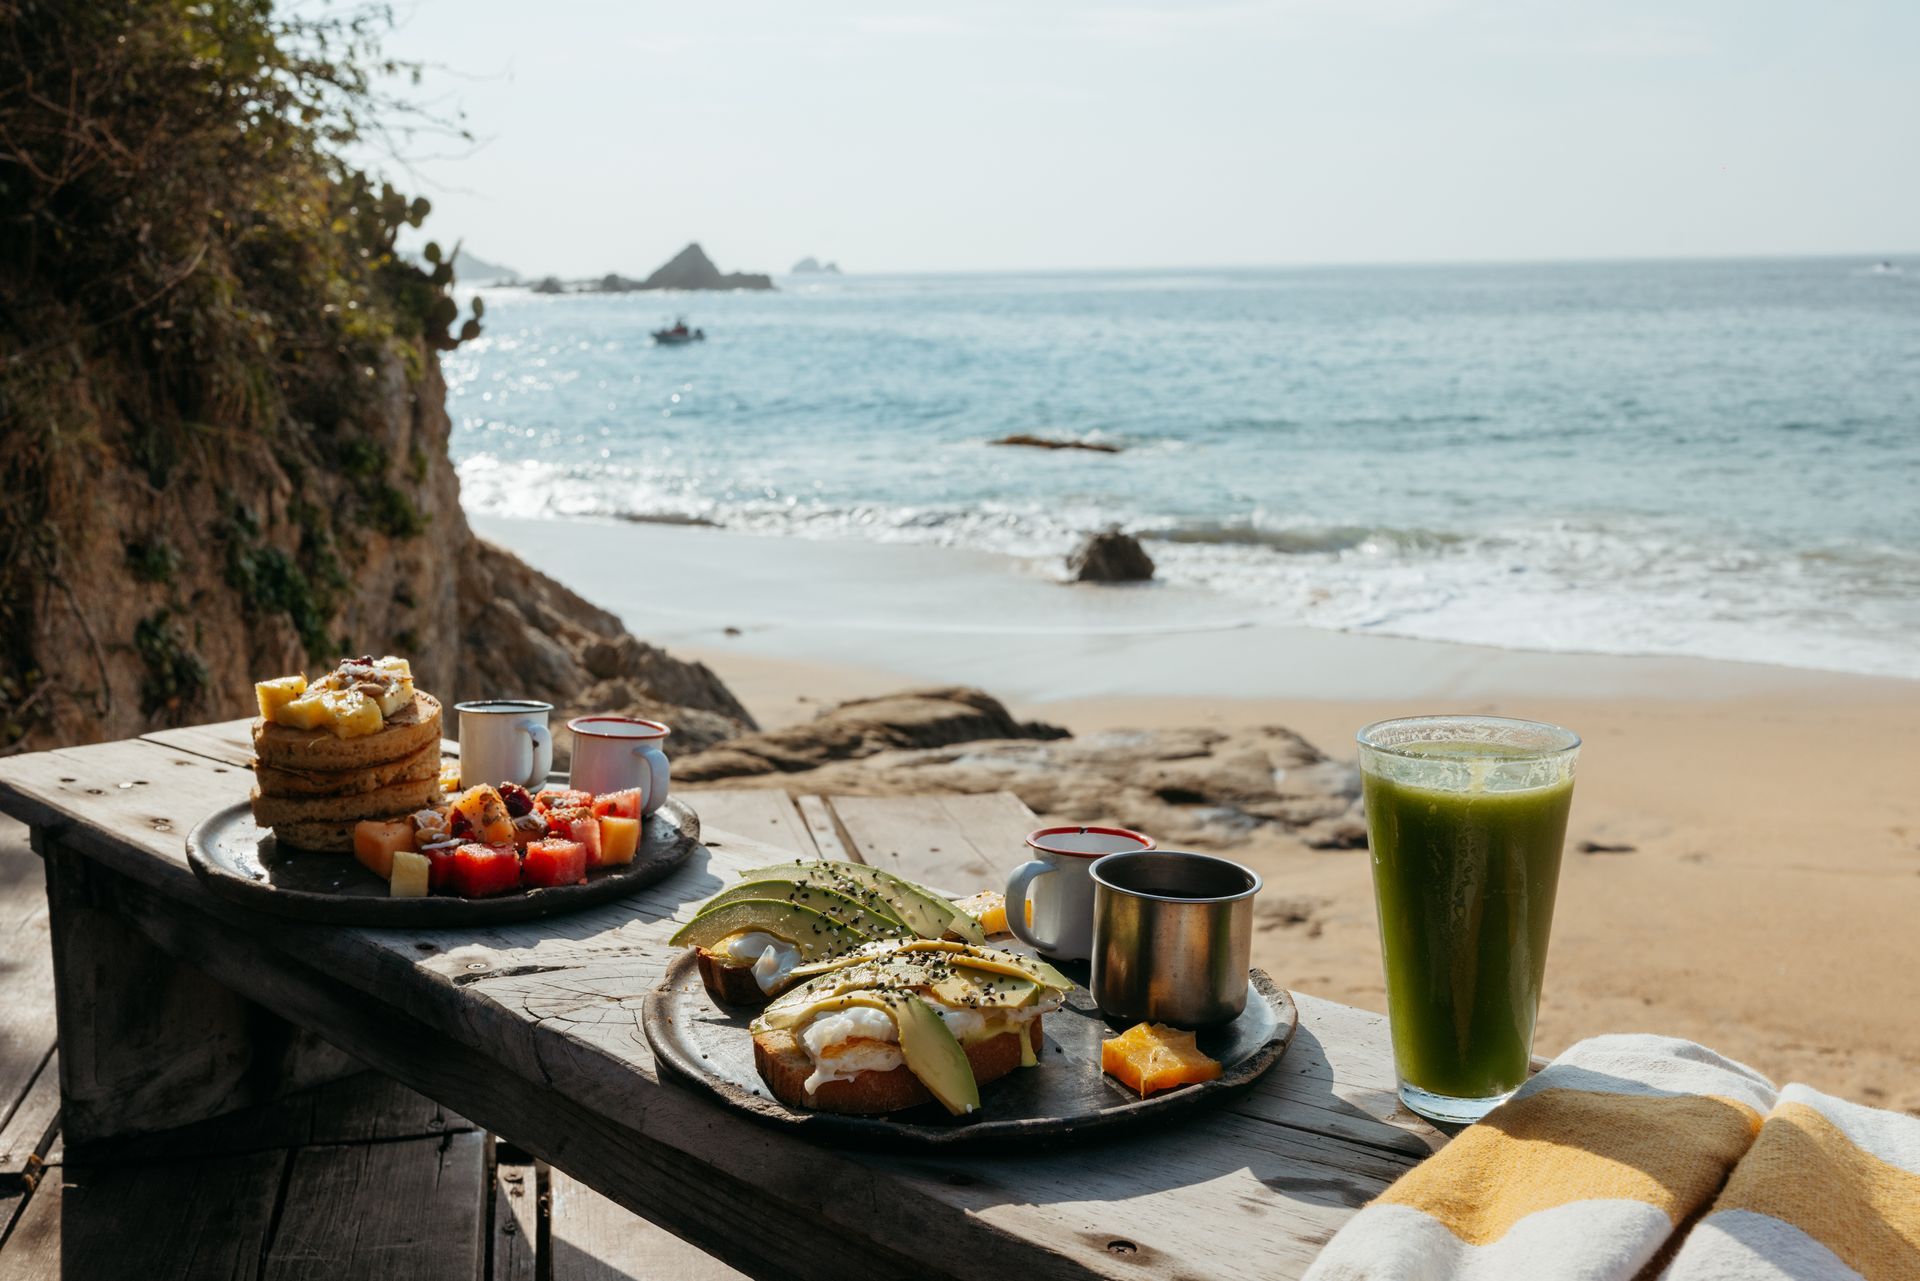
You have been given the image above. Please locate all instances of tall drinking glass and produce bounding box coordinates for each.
[1357,715,1579,1124]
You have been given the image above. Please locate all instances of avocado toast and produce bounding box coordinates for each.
[747,940,1071,1116]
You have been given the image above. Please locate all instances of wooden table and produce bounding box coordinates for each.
[0,720,1444,1280]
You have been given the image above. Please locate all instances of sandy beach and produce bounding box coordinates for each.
[476,514,1920,1113]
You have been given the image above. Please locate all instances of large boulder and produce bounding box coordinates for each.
[1067,529,1155,583]
[679,706,1360,853]
[456,539,756,767]
[675,687,1067,781]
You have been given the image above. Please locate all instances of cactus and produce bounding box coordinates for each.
[471,295,485,319]
[459,318,481,344]
[408,196,431,227]
[423,240,442,265]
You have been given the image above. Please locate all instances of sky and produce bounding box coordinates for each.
[361,0,1920,278]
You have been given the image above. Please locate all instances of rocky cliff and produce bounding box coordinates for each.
[638,243,774,291]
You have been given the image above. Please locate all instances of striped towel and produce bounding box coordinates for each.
[1306,1034,1920,1280]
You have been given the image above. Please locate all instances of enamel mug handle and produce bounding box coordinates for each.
[523,723,553,789]
[635,745,670,817]
[1004,859,1057,954]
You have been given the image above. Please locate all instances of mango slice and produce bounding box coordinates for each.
[1101,1023,1222,1097]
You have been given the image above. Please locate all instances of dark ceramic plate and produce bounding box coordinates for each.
[642,948,1296,1150]
[186,796,700,925]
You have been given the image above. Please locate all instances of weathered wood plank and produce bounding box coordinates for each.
[686,788,816,858]
[0,1148,286,1281]
[0,1051,58,1190]
[794,794,852,861]
[550,1166,747,1280]
[141,720,258,769]
[828,791,1038,894]
[265,1131,488,1281]
[0,815,56,1166]
[491,1149,539,1281]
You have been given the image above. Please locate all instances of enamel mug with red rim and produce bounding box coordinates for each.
[1004,826,1155,962]
[567,717,671,816]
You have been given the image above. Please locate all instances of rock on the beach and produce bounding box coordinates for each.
[457,539,756,768]
[1067,528,1155,583]
[679,696,1360,852]
[675,687,1068,782]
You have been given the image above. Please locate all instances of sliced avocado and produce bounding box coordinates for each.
[668,899,871,960]
[765,955,1039,1020]
[950,950,1073,992]
[696,880,910,939]
[893,993,980,1116]
[739,861,985,944]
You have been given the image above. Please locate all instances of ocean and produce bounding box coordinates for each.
[446,259,1920,679]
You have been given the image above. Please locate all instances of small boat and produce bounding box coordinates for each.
[652,318,706,345]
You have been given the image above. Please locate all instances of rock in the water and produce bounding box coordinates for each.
[531,276,564,294]
[640,242,774,291]
[1067,529,1155,583]
[790,257,842,275]
[675,687,1067,781]
[991,434,1122,454]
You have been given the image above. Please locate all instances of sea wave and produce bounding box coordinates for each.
[456,454,1920,680]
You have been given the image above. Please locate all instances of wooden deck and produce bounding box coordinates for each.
[0,787,1009,1279]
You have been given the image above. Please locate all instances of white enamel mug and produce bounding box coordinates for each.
[456,700,554,791]
[568,716,671,816]
[1005,826,1155,961]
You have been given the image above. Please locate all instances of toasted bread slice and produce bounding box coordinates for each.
[695,948,777,1008]
[252,738,441,798]
[752,1019,1041,1115]
[252,692,442,771]
[250,775,441,828]
[268,819,359,853]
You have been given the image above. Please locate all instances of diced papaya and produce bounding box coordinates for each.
[449,785,515,846]
[451,843,521,898]
[590,788,644,821]
[255,674,308,722]
[389,850,430,898]
[1100,1023,1222,1097]
[352,819,414,880]
[522,838,587,888]
[596,816,639,866]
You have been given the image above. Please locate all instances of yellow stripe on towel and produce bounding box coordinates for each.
[1706,1100,1920,1280]
[1375,1089,1763,1246]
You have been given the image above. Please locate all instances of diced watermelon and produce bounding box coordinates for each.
[522,838,587,888]
[451,842,522,898]
[535,788,592,815]
[546,806,602,865]
[590,788,643,821]
[424,843,460,893]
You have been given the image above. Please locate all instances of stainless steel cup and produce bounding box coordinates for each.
[1089,850,1262,1027]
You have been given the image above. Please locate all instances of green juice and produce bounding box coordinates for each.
[1363,745,1573,1103]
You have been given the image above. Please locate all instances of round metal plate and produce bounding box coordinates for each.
[186,796,700,925]
[642,949,1297,1150]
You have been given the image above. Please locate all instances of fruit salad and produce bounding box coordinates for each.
[256,655,416,739]
[352,781,644,899]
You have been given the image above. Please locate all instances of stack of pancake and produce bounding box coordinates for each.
[251,693,445,850]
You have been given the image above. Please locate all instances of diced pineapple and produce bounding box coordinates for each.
[389,849,430,898]
[275,691,332,730]
[373,676,415,718]
[323,688,382,739]
[373,655,412,679]
[255,674,308,722]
